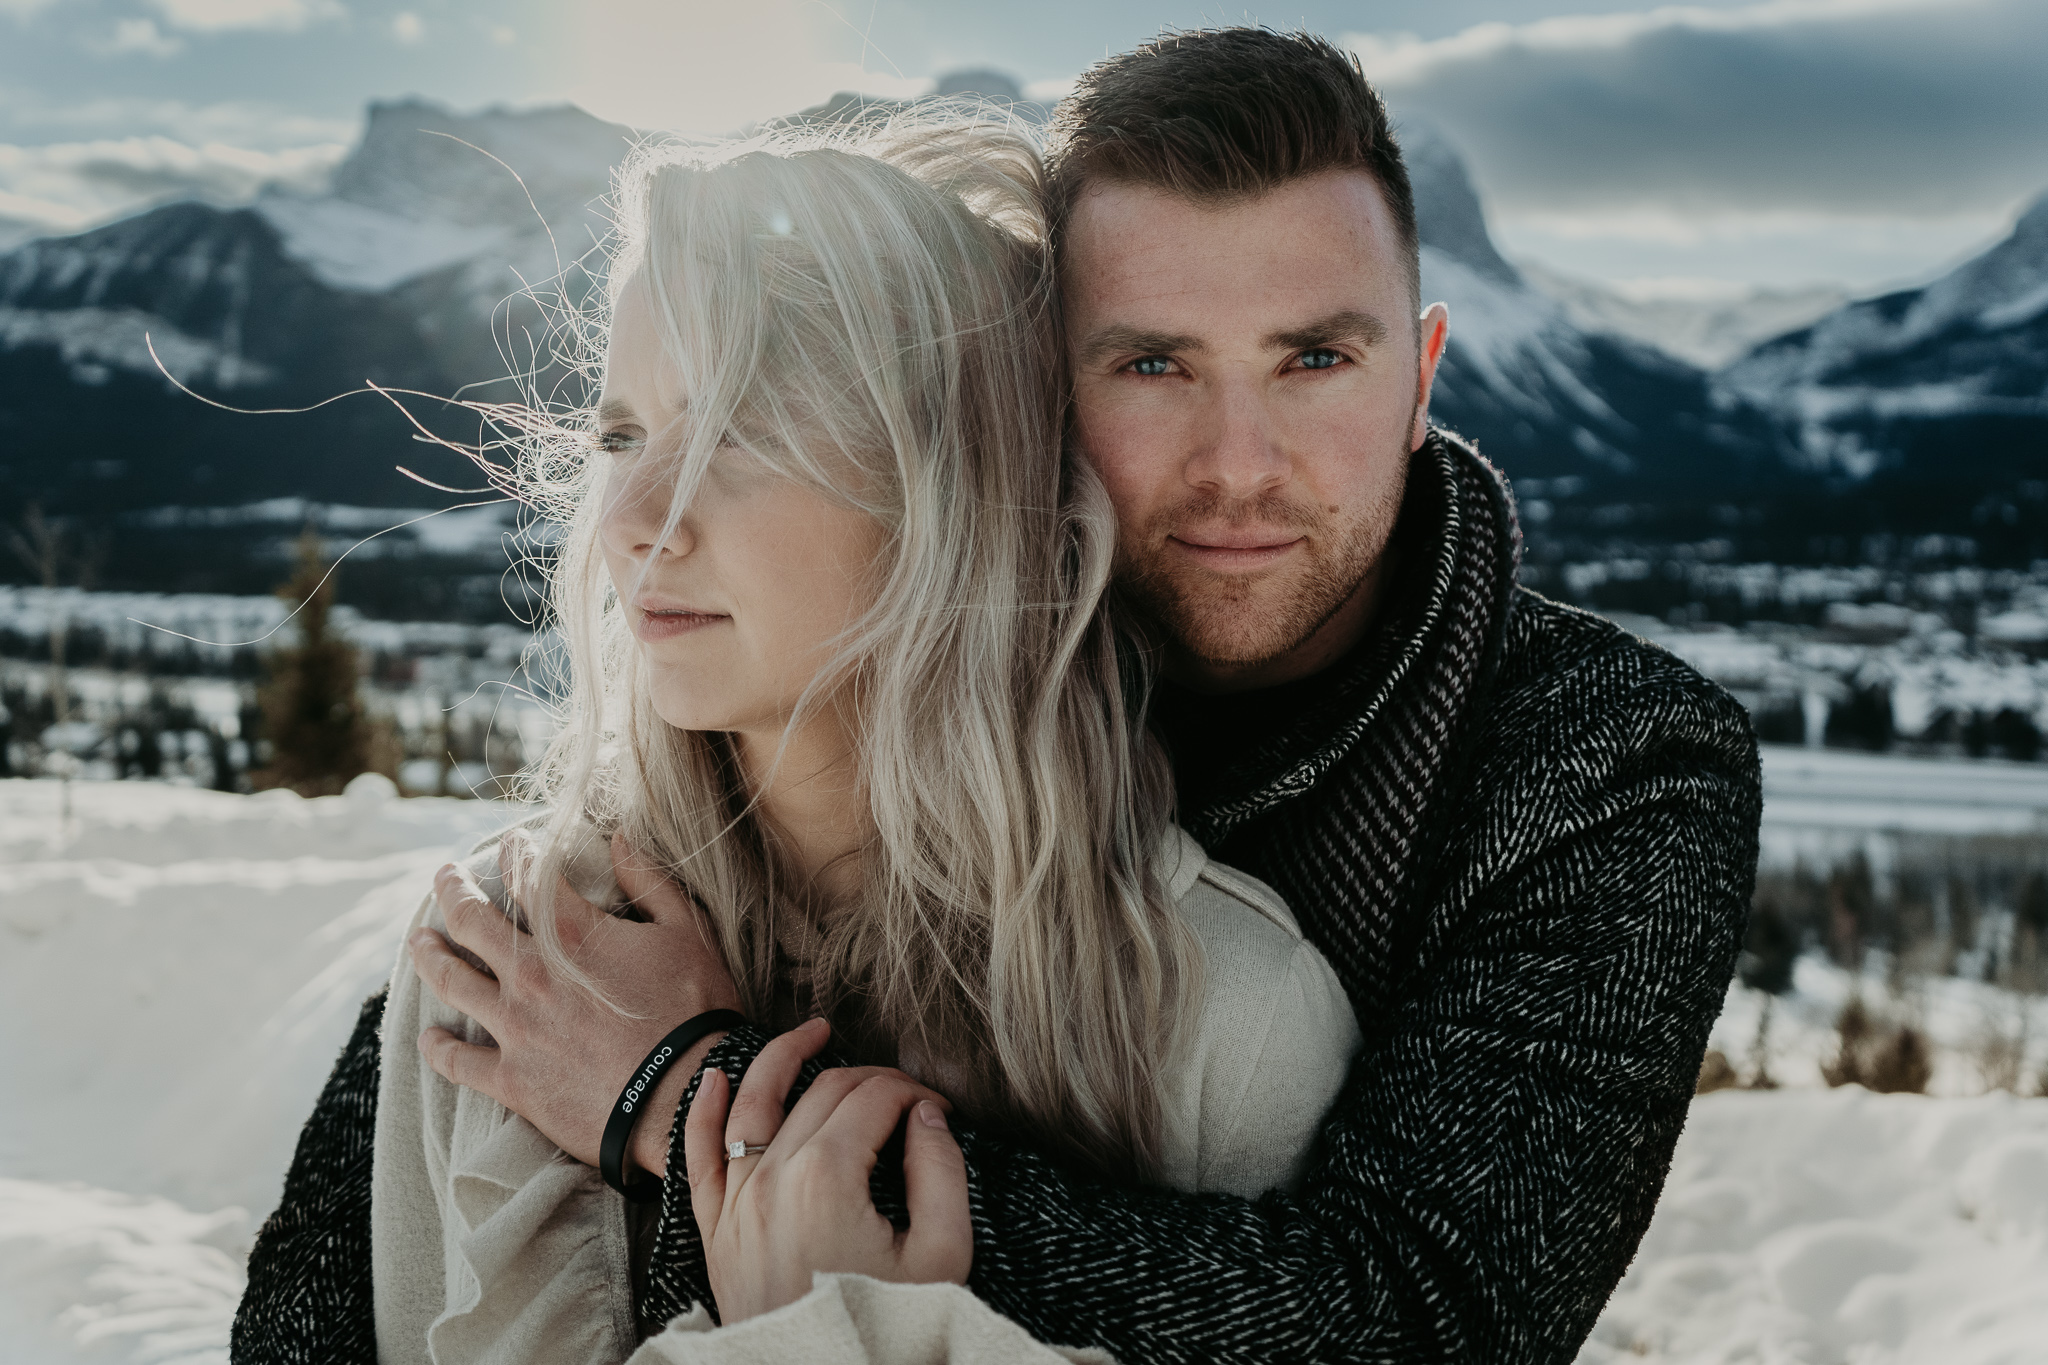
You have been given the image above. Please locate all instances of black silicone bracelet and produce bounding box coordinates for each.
[599,1009,747,1203]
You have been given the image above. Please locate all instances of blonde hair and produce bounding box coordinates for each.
[514,113,1199,1180]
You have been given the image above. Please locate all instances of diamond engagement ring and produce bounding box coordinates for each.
[725,1140,770,1161]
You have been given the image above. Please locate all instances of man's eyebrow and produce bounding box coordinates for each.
[1076,325,1206,368]
[595,396,636,423]
[1264,309,1389,352]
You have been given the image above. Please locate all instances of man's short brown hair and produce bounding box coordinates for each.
[1044,27,1420,313]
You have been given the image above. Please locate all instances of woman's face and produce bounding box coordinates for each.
[595,276,885,737]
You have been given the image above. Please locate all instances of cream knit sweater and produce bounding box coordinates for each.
[371,822,1359,1365]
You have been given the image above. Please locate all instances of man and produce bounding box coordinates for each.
[234,29,1759,1364]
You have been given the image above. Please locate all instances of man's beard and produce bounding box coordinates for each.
[1115,470,1406,671]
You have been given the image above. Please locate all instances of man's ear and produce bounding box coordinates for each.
[1409,302,1451,452]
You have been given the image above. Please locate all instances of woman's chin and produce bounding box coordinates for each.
[650,693,744,734]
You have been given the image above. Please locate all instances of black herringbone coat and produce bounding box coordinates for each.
[232,430,1761,1364]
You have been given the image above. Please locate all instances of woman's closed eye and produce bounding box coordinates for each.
[594,426,647,456]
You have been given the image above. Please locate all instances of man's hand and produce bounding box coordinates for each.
[411,831,743,1179]
[683,1020,972,1323]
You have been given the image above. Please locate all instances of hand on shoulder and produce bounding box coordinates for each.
[409,829,743,1177]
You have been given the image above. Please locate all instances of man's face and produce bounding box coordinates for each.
[1064,170,1448,692]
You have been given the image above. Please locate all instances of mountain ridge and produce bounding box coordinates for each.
[6,87,2038,609]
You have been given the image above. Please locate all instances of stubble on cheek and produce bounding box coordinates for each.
[1115,479,1406,669]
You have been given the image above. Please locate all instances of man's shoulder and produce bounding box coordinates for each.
[1478,586,1761,789]
[1498,587,1749,723]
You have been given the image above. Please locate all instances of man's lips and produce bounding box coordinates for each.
[1165,532,1305,571]
[632,602,730,642]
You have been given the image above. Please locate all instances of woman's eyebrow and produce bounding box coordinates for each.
[596,396,636,423]
[1264,309,1388,352]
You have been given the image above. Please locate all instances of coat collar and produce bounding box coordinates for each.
[1183,426,1523,845]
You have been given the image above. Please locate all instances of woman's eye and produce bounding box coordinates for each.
[593,428,644,455]
[1129,355,1173,377]
[1296,348,1344,371]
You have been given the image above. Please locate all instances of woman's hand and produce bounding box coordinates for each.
[411,831,743,1178]
[684,1019,974,1323]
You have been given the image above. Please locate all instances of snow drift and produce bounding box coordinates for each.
[3,776,2047,1365]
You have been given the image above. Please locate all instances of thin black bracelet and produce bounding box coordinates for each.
[600,1009,747,1203]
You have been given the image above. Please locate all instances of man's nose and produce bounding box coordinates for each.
[597,459,694,561]
[1183,381,1288,500]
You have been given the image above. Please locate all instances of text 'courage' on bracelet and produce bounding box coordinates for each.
[599,1009,748,1203]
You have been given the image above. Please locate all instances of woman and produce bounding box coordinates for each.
[372,113,1359,1362]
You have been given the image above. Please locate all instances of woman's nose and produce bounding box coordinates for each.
[596,457,694,561]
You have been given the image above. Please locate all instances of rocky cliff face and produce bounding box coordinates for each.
[0,103,632,555]
[1401,122,1789,502]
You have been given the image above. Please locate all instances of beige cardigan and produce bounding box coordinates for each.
[371,822,1359,1365]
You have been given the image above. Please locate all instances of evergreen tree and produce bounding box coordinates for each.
[1738,898,1800,995]
[253,531,373,796]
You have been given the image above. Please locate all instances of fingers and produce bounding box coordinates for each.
[409,926,501,1023]
[772,1063,950,1157]
[723,1019,832,1183]
[499,833,606,944]
[611,833,686,924]
[900,1101,973,1283]
[435,863,522,976]
[418,1025,506,1104]
[807,1074,933,1172]
[683,1066,732,1239]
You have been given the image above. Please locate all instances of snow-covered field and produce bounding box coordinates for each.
[0,777,513,1364]
[3,773,2046,1364]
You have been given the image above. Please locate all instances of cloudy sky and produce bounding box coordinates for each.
[1,0,2043,295]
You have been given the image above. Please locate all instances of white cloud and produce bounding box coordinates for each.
[0,136,347,240]
[1344,0,2048,220]
[550,0,929,134]
[391,11,421,44]
[1349,0,1957,84]
[0,186,91,234]
[1493,205,2016,292]
[1022,76,1075,103]
[0,89,355,151]
[0,0,56,19]
[488,24,515,46]
[103,18,185,57]
[149,0,345,34]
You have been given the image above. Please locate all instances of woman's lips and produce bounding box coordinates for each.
[633,606,730,642]
[1166,533,1305,572]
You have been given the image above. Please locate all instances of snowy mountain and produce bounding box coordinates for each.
[1402,125,1789,492]
[1719,194,2048,485]
[1,92,1801,606]
[1515,262,1849,370]
[0,101,632,610]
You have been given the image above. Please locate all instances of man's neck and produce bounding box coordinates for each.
[1164,539,1402,696]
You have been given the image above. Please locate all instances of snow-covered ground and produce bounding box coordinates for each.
[0,777,515,1364]
[1580,1087,2048,1365]
[3,775,2046,1364]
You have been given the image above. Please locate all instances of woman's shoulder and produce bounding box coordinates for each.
[1156,828,1361,1198]
[450,809,625,923]
[1161,826,1305,956]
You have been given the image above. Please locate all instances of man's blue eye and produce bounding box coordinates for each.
[1298,349,1342,370]
[1131,356,1172,376]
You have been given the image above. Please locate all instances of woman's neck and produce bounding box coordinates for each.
[731,707,866,906]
